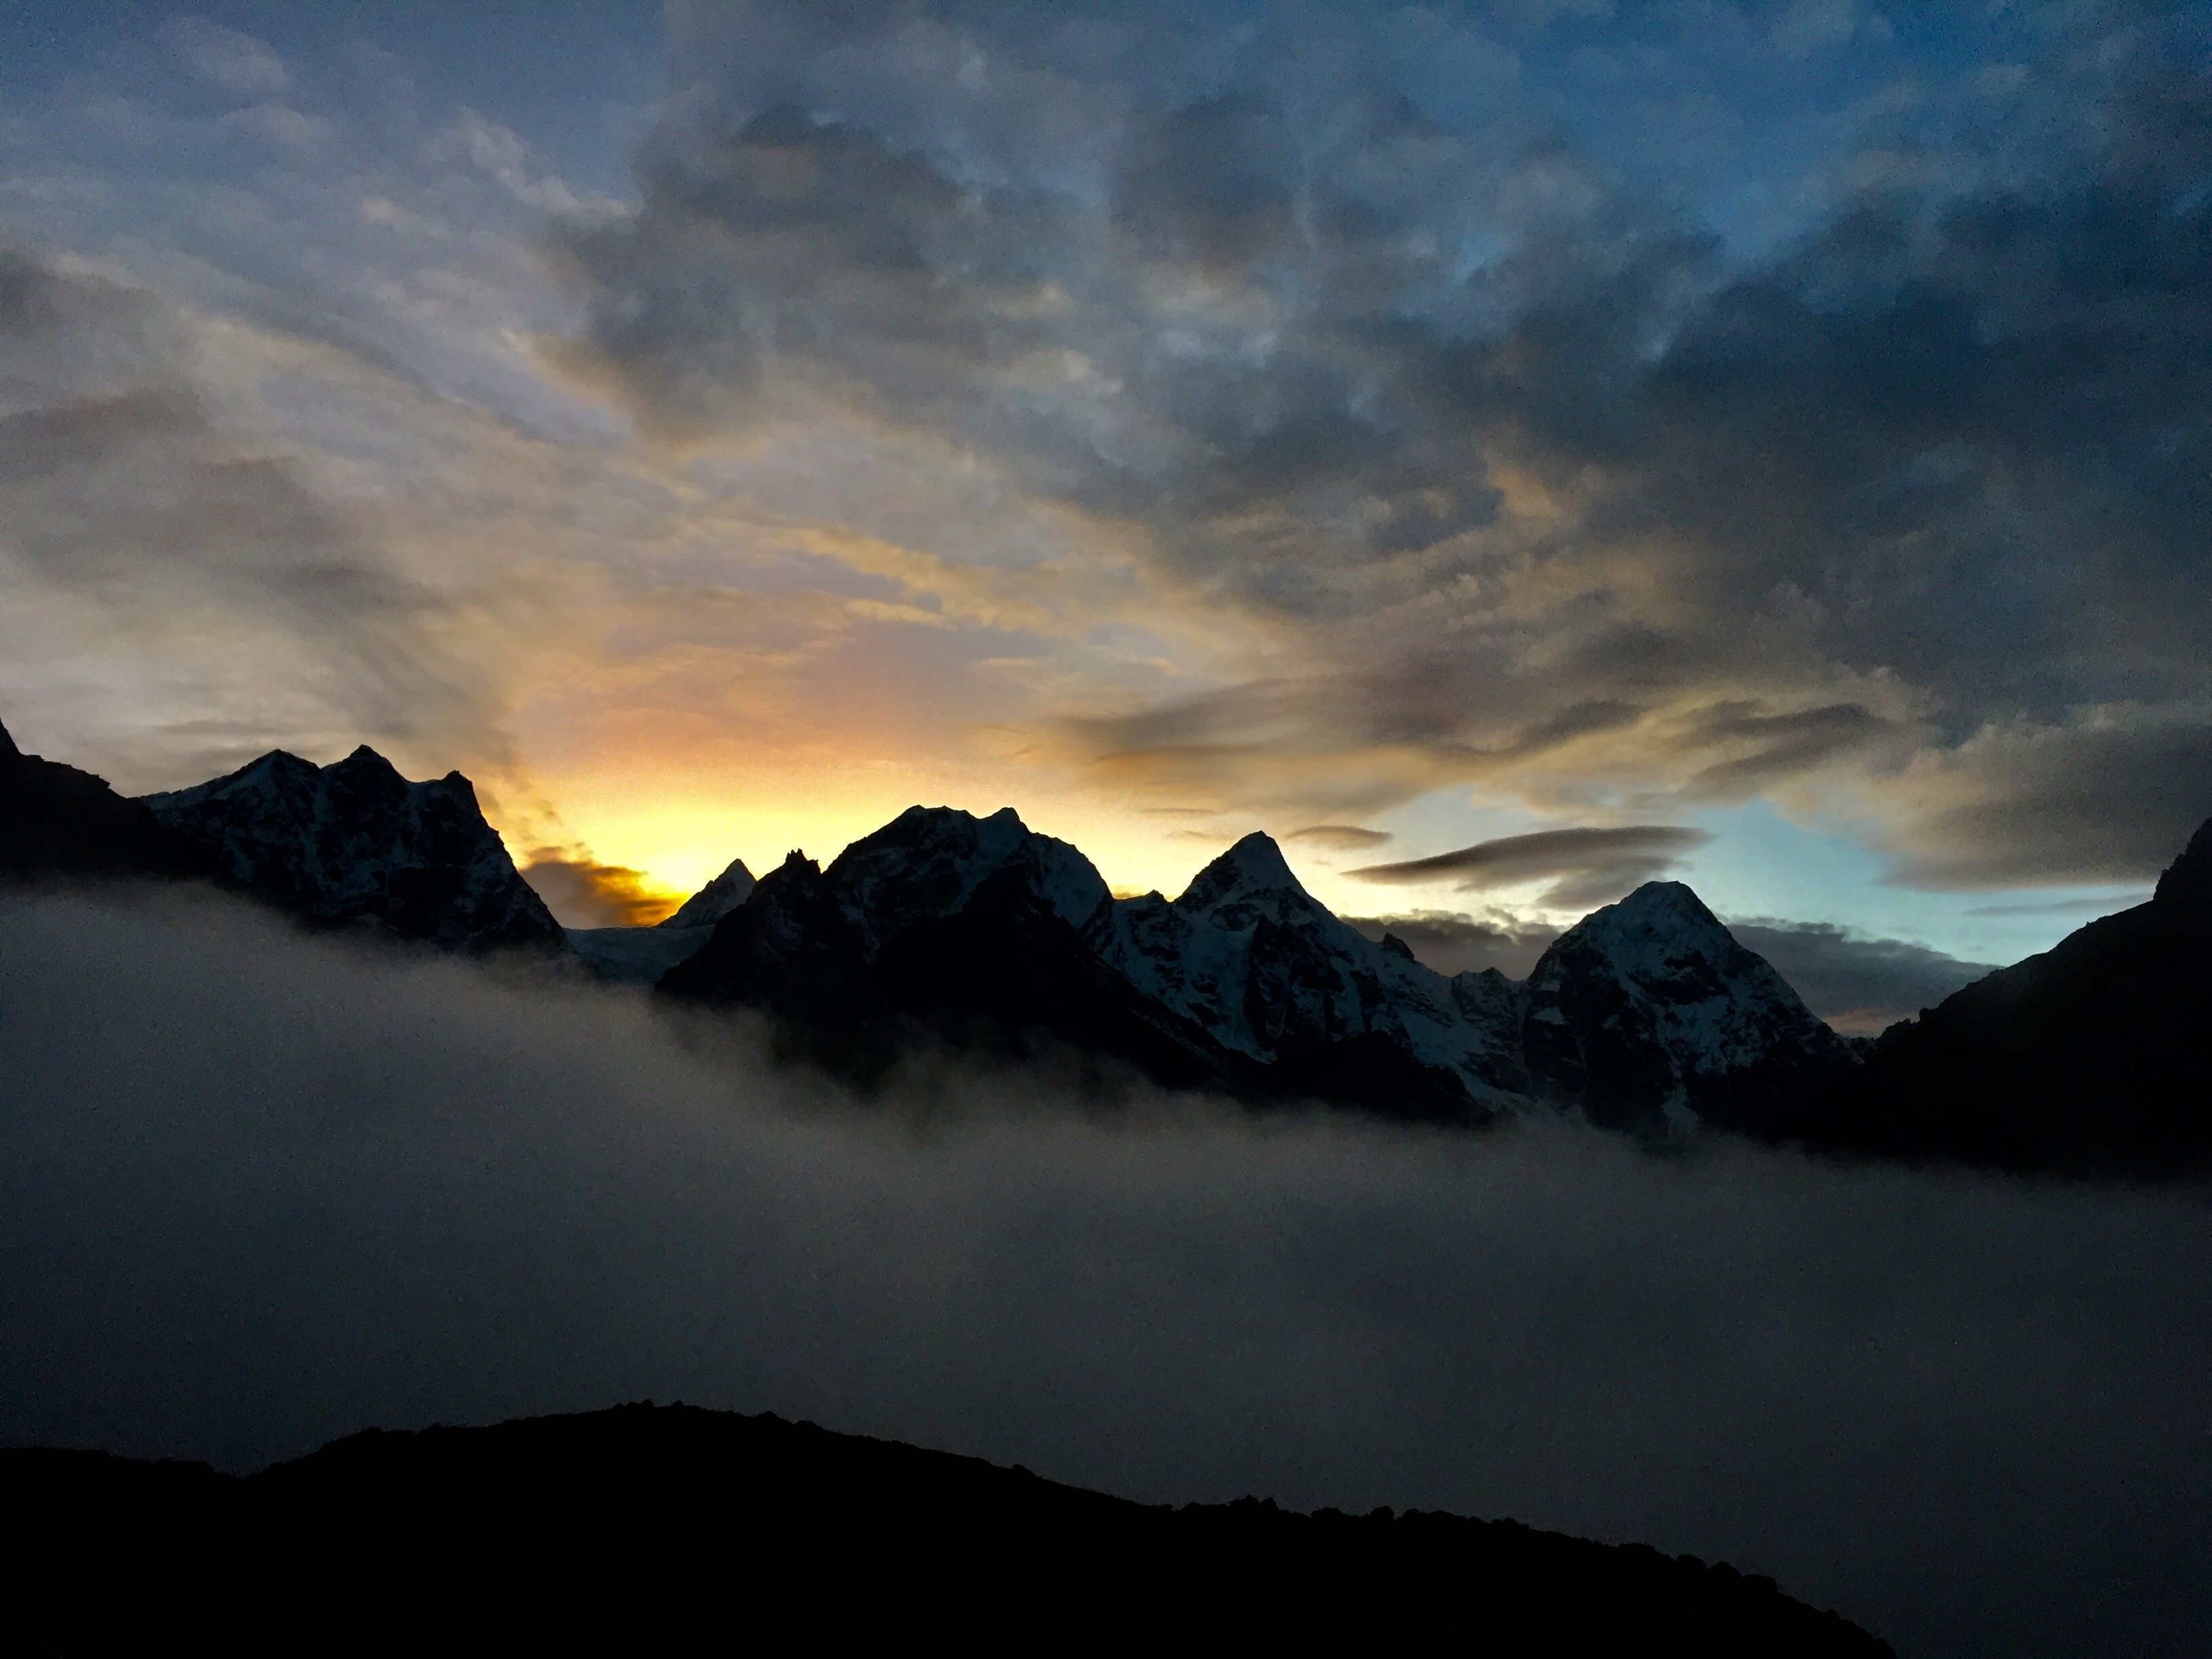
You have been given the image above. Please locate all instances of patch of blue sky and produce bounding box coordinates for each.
[1676,800,2149,967]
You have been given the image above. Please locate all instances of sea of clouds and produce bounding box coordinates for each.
[3,887,2205,1658]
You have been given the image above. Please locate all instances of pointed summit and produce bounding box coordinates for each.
[661,856,757,929]
[1177,832,1305,914]
[1524,878,1848,1136]
[0,716,19,762]
[1605,880,1725,928]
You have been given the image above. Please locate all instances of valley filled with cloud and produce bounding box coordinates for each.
[3,886,2205,1657]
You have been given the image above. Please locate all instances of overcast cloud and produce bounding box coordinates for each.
[2,888,2204,1658]
[552,0,2212,885]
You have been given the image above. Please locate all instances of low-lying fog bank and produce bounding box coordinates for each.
[3,888,2205,1658]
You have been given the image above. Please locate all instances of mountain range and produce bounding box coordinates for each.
[5,1402,1890,1656]
[3,712,2203,1172]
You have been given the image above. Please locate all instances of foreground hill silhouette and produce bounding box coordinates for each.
[5,1403,1888,1656]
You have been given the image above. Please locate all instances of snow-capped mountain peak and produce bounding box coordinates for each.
[1522,879,1850,1136]
[142,747,560,951]
[1080,830,1531,1111]
[1176,832,1305,917]
[824,804,1109,953]
[660,857,756,929]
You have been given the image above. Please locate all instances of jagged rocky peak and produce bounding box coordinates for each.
[661,857,756,929]
[825,804,1110,949]
[142,744,562,952]
[2154,815,2212,912]
[0,716,20,761]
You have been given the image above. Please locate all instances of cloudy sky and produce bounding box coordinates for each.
[2,1,2205,986]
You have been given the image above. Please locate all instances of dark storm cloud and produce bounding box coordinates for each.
[520,846,677,928]
[0,247,496,778]
[1723,919,1995,1034]
[3,888,2207,1658]
[1881,716,2212,890]
[553,0,2212,887]
[1347,825,1713,907]
[1343,908,1560,979]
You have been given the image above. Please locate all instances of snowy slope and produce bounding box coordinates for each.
[660,858,756,929]
[1522,882,1853,1135]
[142,747,562,951]
[823,805,1111,954]
[1089,834,1531,1111]
[567,925,716,985]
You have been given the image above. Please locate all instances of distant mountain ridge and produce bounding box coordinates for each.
[665,804,1852,1132]
[9,709,2205,1170]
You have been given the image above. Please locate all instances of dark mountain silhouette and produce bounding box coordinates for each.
[141,745,562,952]
[3,1402,1891,1657]
[662,811,1244,1094]
[0,716,216,884]
[1774,816,2212,1174]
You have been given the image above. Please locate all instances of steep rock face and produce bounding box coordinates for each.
[1789,815,2212,1173]
[1522,882,1853,1137]
[659,857,756,929]
[1090,834,1528,1118]
[0,716,215,884]
[142,747,561,951]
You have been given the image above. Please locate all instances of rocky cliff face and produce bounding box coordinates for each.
[142,746,562,951]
